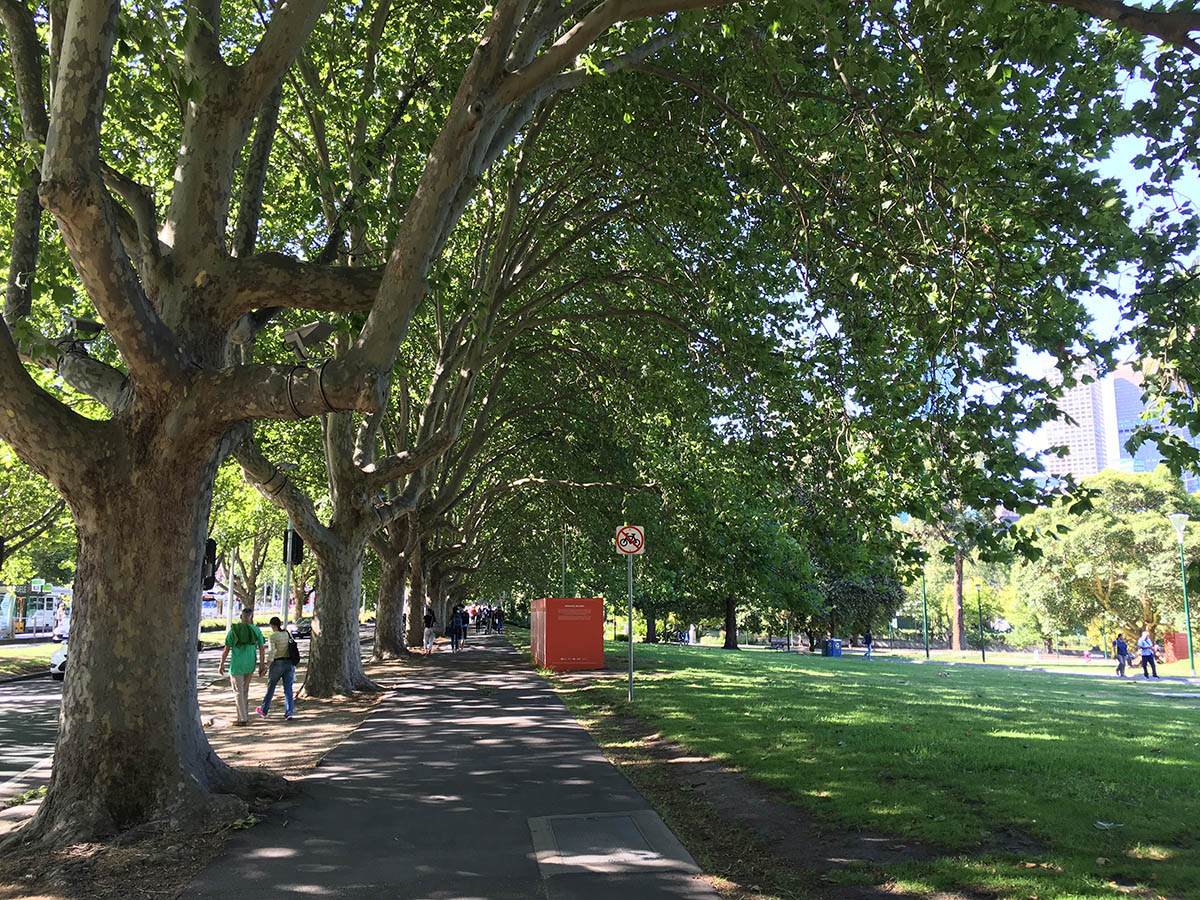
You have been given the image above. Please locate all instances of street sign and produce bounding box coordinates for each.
[30,578,45,591]
[615,525,645,555]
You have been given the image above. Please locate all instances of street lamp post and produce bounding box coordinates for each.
[920,571,930,659]
[1168,513,1195,677]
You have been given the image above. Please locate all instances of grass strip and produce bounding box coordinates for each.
[0,643,57,678]
[511,628,1198,900]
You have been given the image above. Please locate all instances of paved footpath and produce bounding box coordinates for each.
[182,632,716,900]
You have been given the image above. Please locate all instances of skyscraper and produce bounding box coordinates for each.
[1041,364,1108,479]
[1038,360,1200,490]
[1107,363,1200,491]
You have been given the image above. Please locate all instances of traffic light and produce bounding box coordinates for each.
[283,530,303,565]
[202,538,217,590]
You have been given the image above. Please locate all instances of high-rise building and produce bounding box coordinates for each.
[1106,363,1200,491]
[1041,364,1108,479]
[1040,360,1200,490]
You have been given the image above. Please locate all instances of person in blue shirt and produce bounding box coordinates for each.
[1113,634,1128,678]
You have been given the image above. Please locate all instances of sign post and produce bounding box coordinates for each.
[615,525,645,701]
[281,521,294,630]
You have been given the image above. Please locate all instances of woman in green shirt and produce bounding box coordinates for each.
[219,608,266,725]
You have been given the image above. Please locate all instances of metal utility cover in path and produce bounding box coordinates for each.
[528,810,701,878]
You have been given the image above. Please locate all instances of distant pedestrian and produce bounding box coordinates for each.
[1137,630,1159,678]
[423,607,437,655]
[863,630,873,661]
[1113,634,1128,678]
[459,605,469,647]
[219,608,266,726]
[475,604,483,633]
[256,617,297,721]
[494,606,504,634]
[449,605,464,652]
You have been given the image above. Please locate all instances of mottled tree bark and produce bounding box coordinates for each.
[13,439,281,845]
[304,544,377,696]
[373,549,410,658]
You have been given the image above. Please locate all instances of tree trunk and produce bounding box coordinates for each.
[373,552,409,658]
[723,594,739,649]
[15,454,280,845]
[406,573,426,646]
[1141,594,1157,641]
[239,573,258,613]
[952,549,966,651]
[644,611,658,643]
[303,546,378,697]
[405,547,429,646]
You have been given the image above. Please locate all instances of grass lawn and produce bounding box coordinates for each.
[0,642,56,677]
[515,629,1200,900]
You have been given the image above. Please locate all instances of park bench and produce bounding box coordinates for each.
[768,638,788,650]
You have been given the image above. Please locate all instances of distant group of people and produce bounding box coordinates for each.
[1112,631,1161,679]
[219,608,298,725]
[421,602,504,655]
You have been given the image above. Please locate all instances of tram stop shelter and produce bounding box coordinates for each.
[530,597,605,672]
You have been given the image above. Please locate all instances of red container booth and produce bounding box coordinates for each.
[1164,631,1189,664]
[530,597,604,672]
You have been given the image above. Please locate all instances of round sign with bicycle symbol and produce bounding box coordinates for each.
[615,525,645,555]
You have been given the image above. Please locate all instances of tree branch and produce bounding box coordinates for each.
[228,253,382,320]
[0,0,48,322]
[498,0,727,105]
[0,319,109,487]
[1039,0,1200,54]
[238,0,328,115]
[234,438,337,549]
[233,83,284,259]
[41,0,184,384]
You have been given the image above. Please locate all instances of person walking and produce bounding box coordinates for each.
[459,605,469,648]
[256,617,297,721]
[1113,634,1128,678]
[1137,630,1159,678]
[219,608,266,726]
[423,606,437,655]
[863,630,873,661]
[494,606,504,634]
[449,605,464,653]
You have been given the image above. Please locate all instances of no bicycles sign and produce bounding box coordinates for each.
[615,525,645,556]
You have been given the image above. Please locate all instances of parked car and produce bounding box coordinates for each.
[290,618,312,639]
[49,644,67,680]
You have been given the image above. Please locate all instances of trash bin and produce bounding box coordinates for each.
[823,638,842,657]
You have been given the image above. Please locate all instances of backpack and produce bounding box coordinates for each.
[287,632,301,665]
